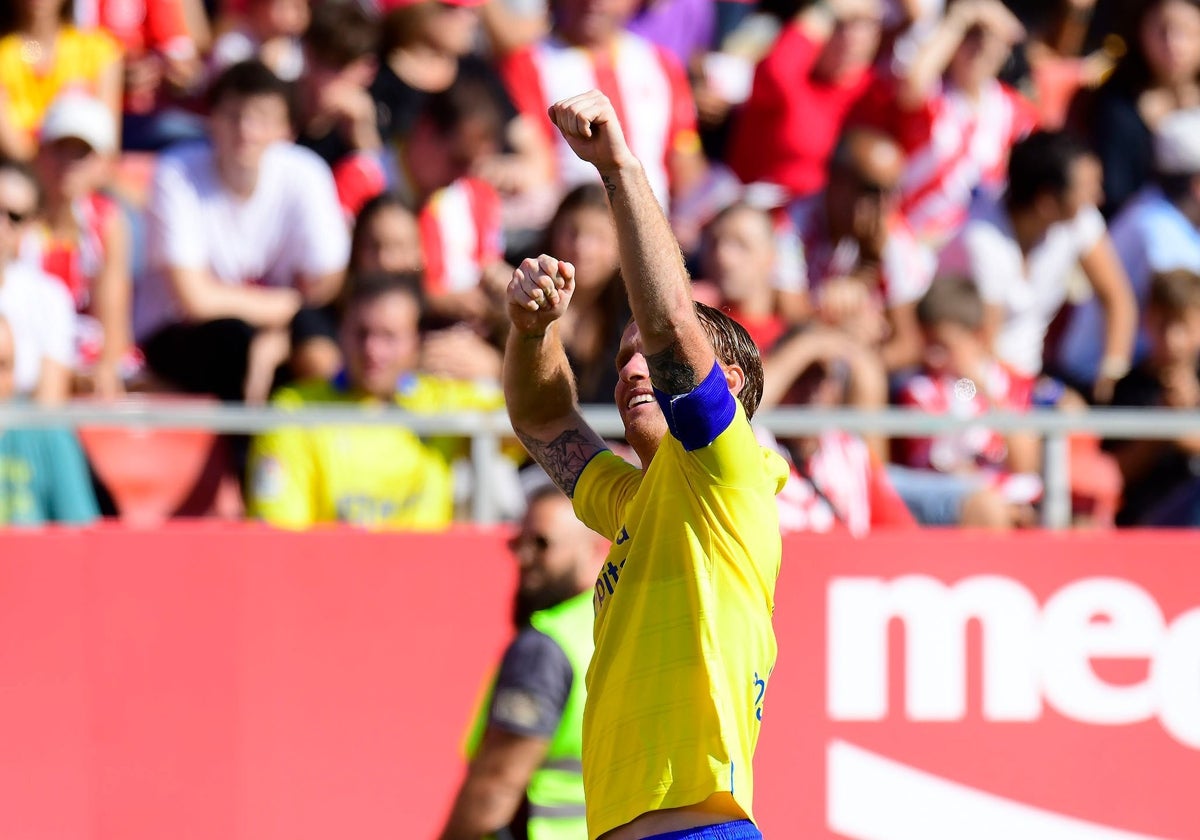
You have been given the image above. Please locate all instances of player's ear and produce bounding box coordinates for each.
[722,363,745,397]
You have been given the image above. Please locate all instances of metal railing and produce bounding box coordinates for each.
[3,402,1198,529]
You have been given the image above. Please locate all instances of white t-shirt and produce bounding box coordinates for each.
[937,197,1106,376]
[0,262,76,394]
[136,141,350,340]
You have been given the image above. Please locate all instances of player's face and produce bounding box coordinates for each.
[614,322,669,457]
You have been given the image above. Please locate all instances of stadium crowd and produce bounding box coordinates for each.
[1,0,1199,530]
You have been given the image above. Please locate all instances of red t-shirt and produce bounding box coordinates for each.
[726,24,875,199]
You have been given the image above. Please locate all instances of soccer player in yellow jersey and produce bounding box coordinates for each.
[502,90,789,840]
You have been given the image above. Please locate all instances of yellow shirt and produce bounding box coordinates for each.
[247,375,503,530]
[0,27,121,135]
[572,401,789,839]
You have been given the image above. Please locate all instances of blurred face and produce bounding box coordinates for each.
[1038,155,1092,225]
[948,24,1013,91]
[922,321,985,377]
[614,322,670,458]
[702,208,775,305]
[826,136,903,235]
[549,205,619,292]
[355,206,423,274]
[0,321,14,401]
[0,169,37,264]
[252,0,311,39]
[816,10,883,80]
[555,0,641,47]
[35,137,106,202]
[1149,304,1200,365]
[422,2,480,55]
[1141,0,1200,87]
[208,93,291,175]
[507,494,590,616]
[19,0,68,24]
[342,291,421,398]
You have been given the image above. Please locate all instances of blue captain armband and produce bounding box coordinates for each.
[653,360,737,451]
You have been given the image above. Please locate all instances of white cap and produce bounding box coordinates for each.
[39,91,117,155]
[1155,108,1200,175]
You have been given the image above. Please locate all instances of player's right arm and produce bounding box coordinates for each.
[503,255,609,499]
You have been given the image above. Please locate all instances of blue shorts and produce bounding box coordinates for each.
[644,820,763,840]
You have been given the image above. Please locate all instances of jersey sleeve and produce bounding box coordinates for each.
[572,450,641,541]
[247,427,318,529]
[487,628,574,738]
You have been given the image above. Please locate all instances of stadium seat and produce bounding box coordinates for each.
[77,395,242,526]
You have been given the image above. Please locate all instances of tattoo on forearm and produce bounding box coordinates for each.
[515,428,601,497]
[646,342,699,394]
[601,174,616,198]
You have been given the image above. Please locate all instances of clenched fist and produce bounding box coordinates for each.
[507,254,576,335]
[548,90,638,175]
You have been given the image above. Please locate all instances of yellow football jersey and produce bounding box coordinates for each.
[248,375,503,530]
[572,400,789,839]
[0,28,120,134]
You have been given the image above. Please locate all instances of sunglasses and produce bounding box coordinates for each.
[507,533,553,553]
[0,208,30,225]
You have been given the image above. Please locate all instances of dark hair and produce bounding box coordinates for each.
[344,271,426,313]
[547,183,611,239]
[694,301,765,419]
[381,1,440,54]
[422,73,506,144]
[1006,130,1089,210]
[206,60,298,127]
[917,277,984,331]
[706,201,773,238]
[1,0,74,36]
[304,0,380,68]
[1149,268,1200,315]
[1107,0,1200,94]
[0,156,43,214]
[350,191,419,273]
[1158,172,1198,203]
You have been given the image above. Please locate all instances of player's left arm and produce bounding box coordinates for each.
[438,727,551,840]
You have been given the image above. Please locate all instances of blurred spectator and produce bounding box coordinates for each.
[936,131,1135,414]
[786,128,936,371]
[76,0,205,151]
[498,0,708,211]
[759,326,914,535]
[0,0,123,160]
[25,92,136,398]
[0,314,100,525]
[296,0,385,217]
[350,191,424,275]
[401,77,510,333]
[136,61,349,404]
[540,183,628,404]
[1109,268,1200,526]
[628,0,717,68]
[0,157,75,404]
[694,201,804,353]
[1057,108,1200,392]
[373,0,554,233]
[893,277,1041,528]
[439,485,600,840]
[246,272,508,529]
[1087,0,1200,218]
[726,0,882,201]
[209,0,308,82]
[855,0,1035,247]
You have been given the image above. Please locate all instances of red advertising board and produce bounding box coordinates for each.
[0,526,1196,839]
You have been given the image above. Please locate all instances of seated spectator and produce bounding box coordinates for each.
[25,92,136,398]
[854,0,1035,247]
[694,201,804,353]
[894,277,1041,528]
[209,0,308,82]
[759,326,914,536]
[0,158,75,404]
[1086,0,1200,218]
[296,0,386,217]
[77,0,205,151]
[136,60,349,404]
[786,128,936,371]
[0,0,123,160]
[539,183,628,404]
[0,315,100,526]
[499,0,707,211]
[1109,269,1200,526]
[726,0,882,201]
[936,131,1136,415]
[373,0,554,234]
[246,272,507,530]
[350,192,424,276]
[1056,108,1200,393]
